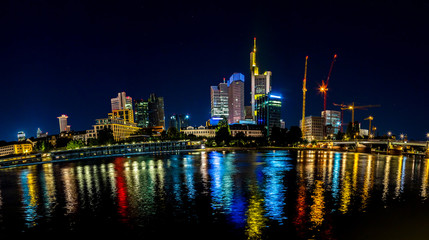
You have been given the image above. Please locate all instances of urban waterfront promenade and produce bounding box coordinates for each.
[0,140,202,168]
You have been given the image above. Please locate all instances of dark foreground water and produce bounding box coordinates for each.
[0,150,429,239]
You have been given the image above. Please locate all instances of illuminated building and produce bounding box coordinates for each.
[181,125,263,138]
[169,114,190,130]
[250,38,271,119]
[57,114,69,133]
[36,128,48,138]
[17,131,26,141]
[321,110,341,136]
[93,117,140,142]
[0,143,33,157]
[255,93,282,136]
[108,109,134,123]
[134,99,149,128]
[228,73,245,124]
[148,93,165,130]
[210,79,229,119]
[111,92,133,111]
[300,116,324,141]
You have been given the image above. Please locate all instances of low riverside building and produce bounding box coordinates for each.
[0,142,33,157]
[93,118,140,141]
[181,124,264,138]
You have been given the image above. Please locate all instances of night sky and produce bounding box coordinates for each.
[1,0,428,141]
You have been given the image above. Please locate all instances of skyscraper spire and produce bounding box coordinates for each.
[253,37,257,53]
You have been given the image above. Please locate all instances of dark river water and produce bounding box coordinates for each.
[0,150,429,239]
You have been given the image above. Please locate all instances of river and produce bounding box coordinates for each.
[0,150,428,239]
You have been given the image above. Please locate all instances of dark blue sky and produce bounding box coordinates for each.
[1,0,428,141]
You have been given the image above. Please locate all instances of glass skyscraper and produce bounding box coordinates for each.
[210,80,229,119]
[255,93,282,136]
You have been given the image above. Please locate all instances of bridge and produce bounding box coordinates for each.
[321,139,429,156]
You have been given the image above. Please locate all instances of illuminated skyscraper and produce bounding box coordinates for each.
[148,93,165,130]
[210,79,229,119]
[57,114,69,133]
[250,38,271,119]
[111,92,133,111]
[322,110,341,136]
[228,73,245,124]
[169,114,190,130]
[17,131,26,141]
[255,93,282,136]
[134,99,149,128]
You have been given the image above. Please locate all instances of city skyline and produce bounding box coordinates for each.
[1,1,429,141]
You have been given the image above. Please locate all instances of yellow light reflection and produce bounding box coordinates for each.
[310,180,325,228]
[361,155,373,211]
[339,174,351,214]
[352,153,359,192]
[245,186,266,239]
[421,159,429,200]
[382,156,391,202]
[395,156,403,198]
[61,167,78,215]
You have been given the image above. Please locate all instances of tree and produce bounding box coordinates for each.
[335,131,345,140]
[215,117,231,146]
[66,140,84,150]
[167,126,179,139]
[98,128,114,145]
[345,121,360,139]
[286,126,302,144]
[35,139,53,152]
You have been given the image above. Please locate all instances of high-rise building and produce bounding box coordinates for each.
[228,73,245,124]
[250,38,271,119]
[255,93,282,136]
[111,92,133,111]
[57,114,69,133]
[148,93,165,130]
[17,131,26,141]
[134,99,150,128]
[169,114,190,130]
[322,110,341,136]
[36,128,48,138]
[300,116,324,141]
[210,79,229,119]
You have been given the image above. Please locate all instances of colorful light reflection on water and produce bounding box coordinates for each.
[1,150,429,239]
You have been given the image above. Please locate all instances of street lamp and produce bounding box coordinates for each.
[387,131,392,139]
[400,134,404,141]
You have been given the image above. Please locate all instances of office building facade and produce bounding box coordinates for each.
[255,93,282,136]
[300,116,325,141]
[57,114,69,133]
[210,80,229,119]
[250,38,272,119]
[148,93,165,130]
[134,99,150,128]
[228,73,245,124]
[111,92,133,111]
[169,114,190,130]
[321,110,341,136]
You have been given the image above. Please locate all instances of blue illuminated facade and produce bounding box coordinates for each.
[255,92,282,136]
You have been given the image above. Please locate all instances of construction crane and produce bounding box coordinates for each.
[301,56,308,137]
[319,54,338,112]
[341,102,380,127]
[364,116,374,138]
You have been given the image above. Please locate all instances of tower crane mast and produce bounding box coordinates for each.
[320,54,338,112]
[301,56,308,137]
